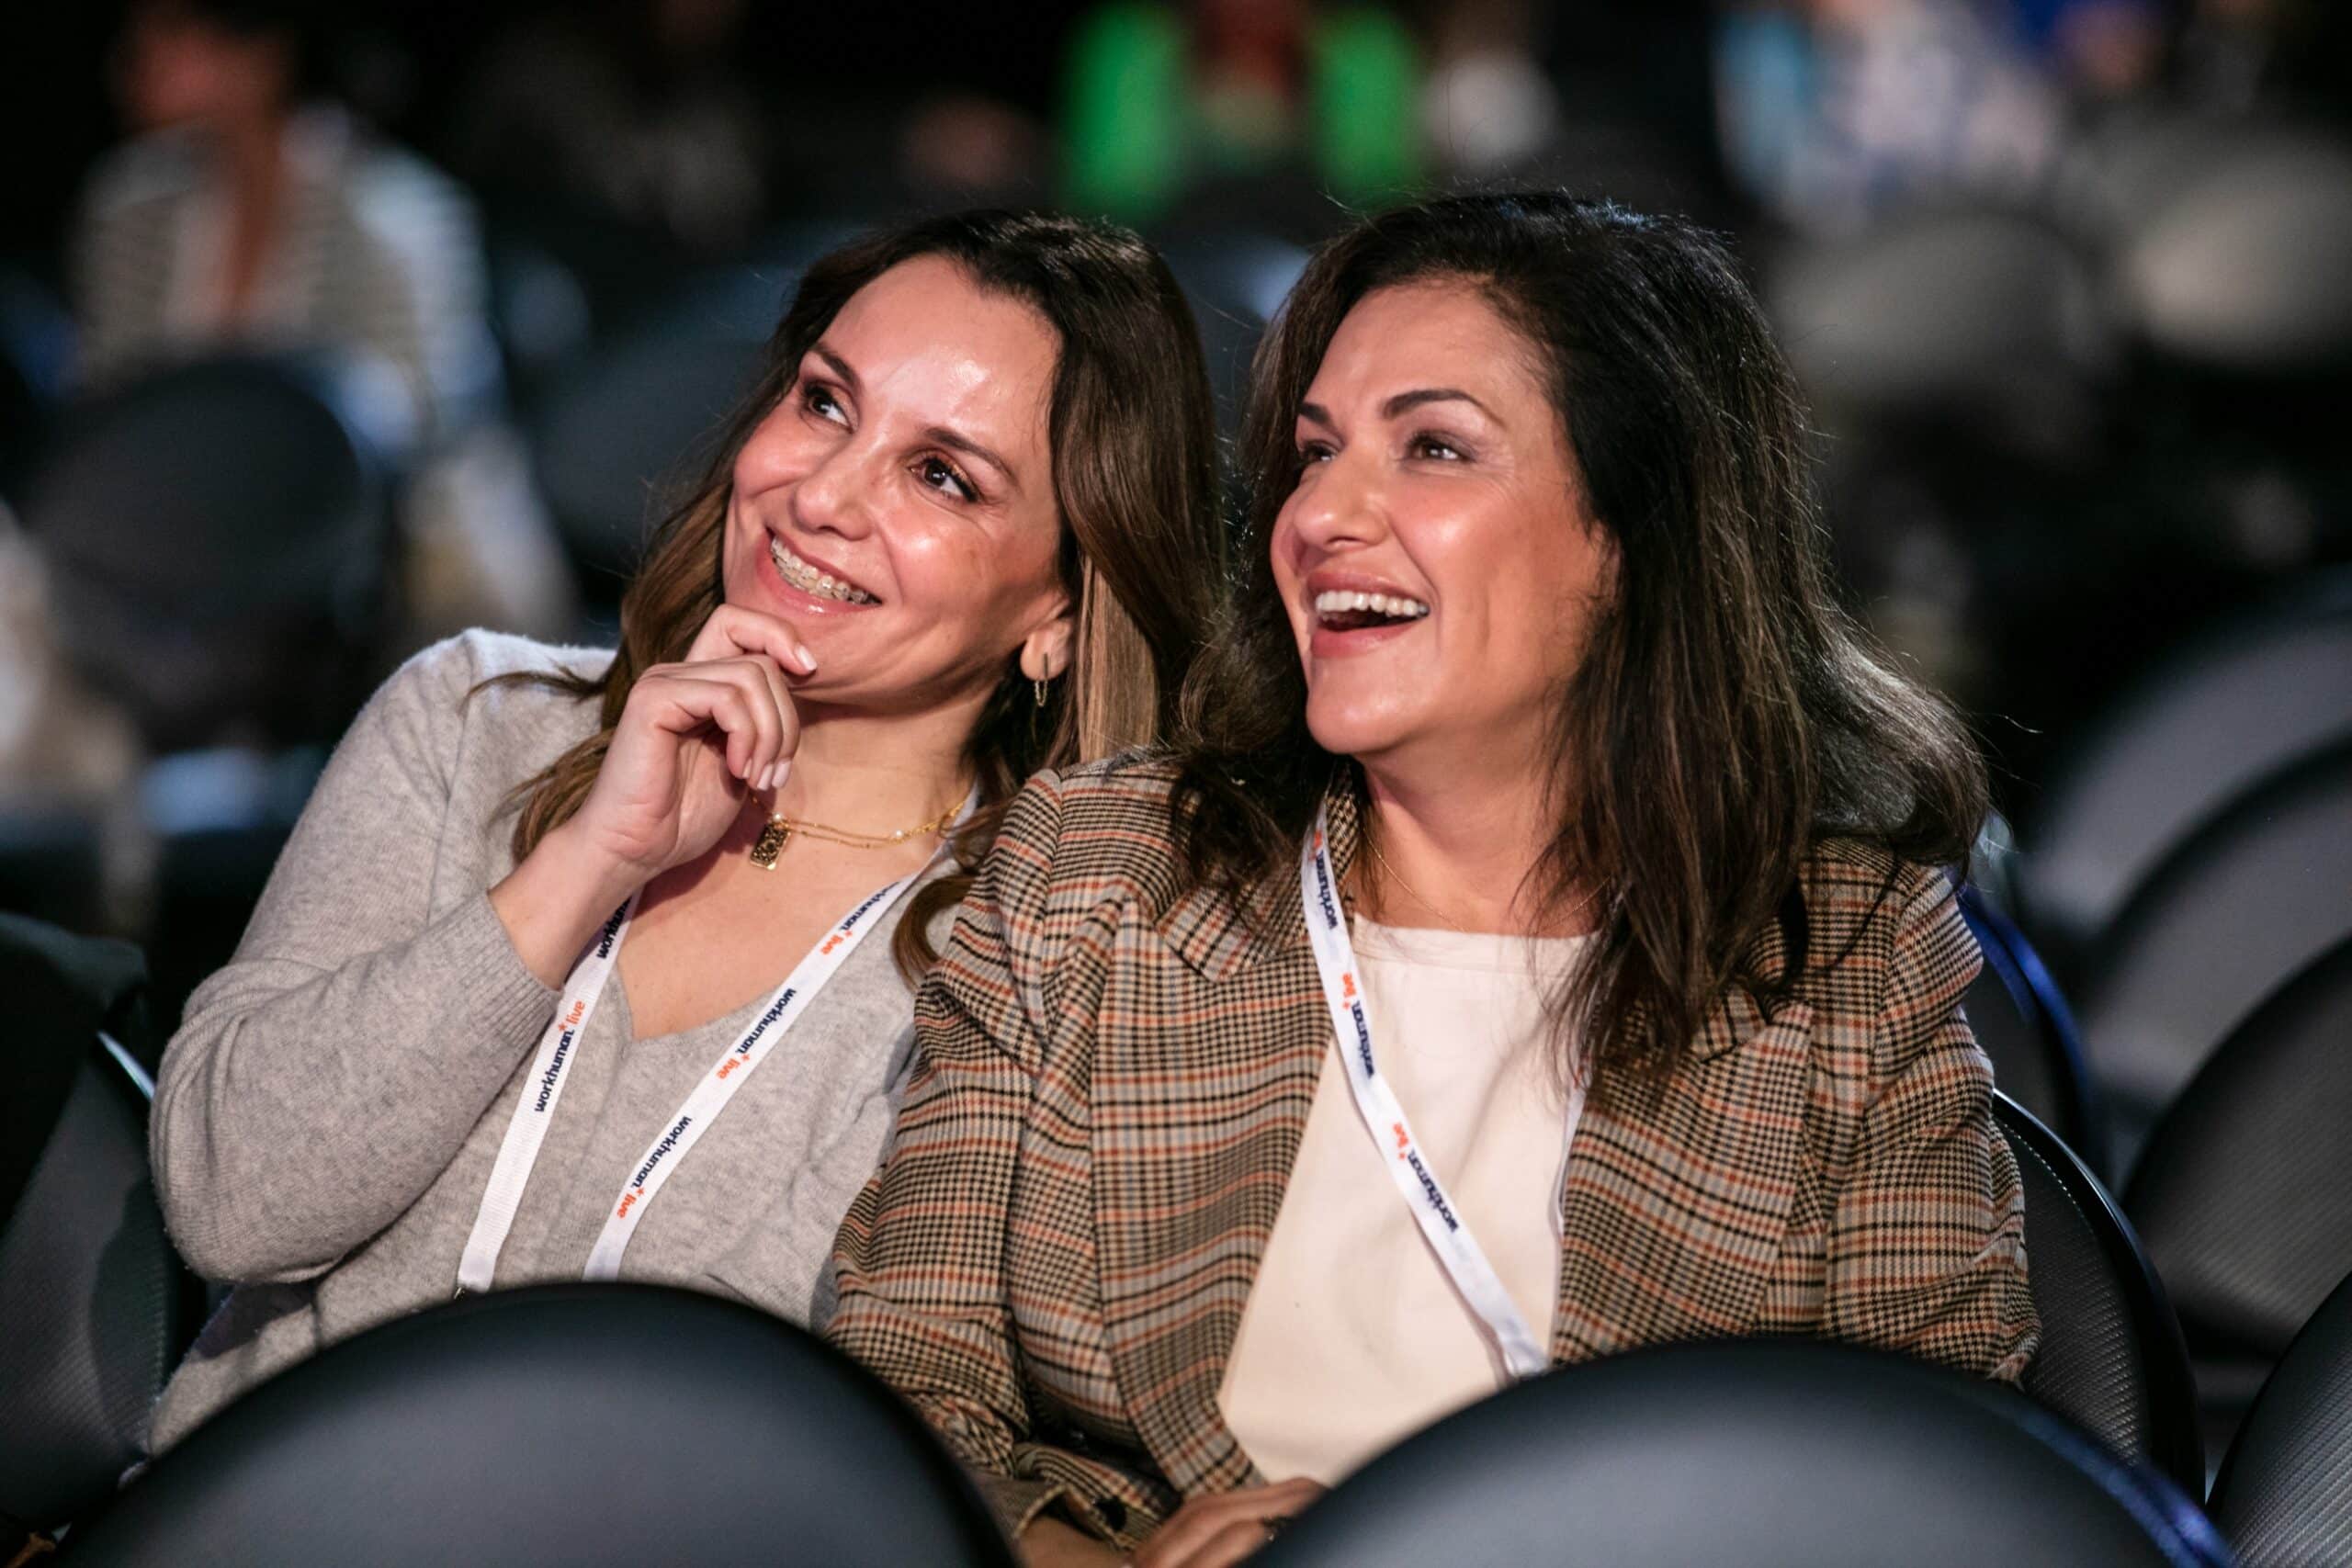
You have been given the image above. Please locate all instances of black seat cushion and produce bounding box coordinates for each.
[1995,1093,2203,1493]
[1256,1339,2227,1568]
[72,1283,1016,1568]
[2209,1269,2352,1568]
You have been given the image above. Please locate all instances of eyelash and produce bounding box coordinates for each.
[1290,433,1471,469]
[916,455,979,503]
[800,378,847,424]
[801,378,979,502]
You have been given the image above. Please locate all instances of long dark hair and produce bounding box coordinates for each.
[1173,191,1987,1091]
[502,209,1223,979]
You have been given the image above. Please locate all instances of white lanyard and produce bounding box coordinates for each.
[1298,806,1552,1380]
[457,805,967,1294]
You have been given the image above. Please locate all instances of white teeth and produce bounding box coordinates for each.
[1312,589,1430,621]
[770,537,876,604]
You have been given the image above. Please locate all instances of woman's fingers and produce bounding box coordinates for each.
[686,603,819,677]
[1134,1480,1323,1568]
[639,665,776,782]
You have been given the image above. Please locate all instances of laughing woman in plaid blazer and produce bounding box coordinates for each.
[831,193,2038,1568]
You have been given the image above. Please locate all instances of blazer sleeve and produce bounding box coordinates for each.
[829,773,1166,1548]
[1825,867,2040,1382]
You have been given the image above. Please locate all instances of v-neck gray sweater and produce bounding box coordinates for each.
[146,630,948,1453]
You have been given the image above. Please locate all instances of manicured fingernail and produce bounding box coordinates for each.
[760,764,779,792]
[795,643,818,672]
[771,760,792,792]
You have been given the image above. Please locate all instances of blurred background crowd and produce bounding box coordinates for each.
[0,0,2346,1091]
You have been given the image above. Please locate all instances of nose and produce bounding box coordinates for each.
[787,438,879,543]
[1282,445,1388,560]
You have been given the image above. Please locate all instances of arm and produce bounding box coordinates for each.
[150,638,564,1283]
[154,610,815,1285]
[1825,868,2040,1382]
[829,774,1167,1552]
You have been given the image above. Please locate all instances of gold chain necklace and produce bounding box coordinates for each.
[748,799,961,870]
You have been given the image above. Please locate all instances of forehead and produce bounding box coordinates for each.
[1306,278,1546,412]
[820,256,1059,440]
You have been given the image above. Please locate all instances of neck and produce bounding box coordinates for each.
[765,697,977,832]
[1355,742,1588,938]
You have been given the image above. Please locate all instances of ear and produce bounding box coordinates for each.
[1017,599,1077,684]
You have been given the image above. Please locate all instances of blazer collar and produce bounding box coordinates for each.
[1158,776,1363,984]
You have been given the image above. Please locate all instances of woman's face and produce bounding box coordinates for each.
[722,255,1071,716]
[1271,279,1613,777]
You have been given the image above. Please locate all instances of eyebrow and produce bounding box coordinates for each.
[809,341,1019,492]
[1296,388,1499,430]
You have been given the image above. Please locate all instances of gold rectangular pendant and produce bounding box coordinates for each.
[748,816,792,870]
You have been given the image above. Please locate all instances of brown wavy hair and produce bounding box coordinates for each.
[1172,192,1987,1094]
[502,209,1222,978]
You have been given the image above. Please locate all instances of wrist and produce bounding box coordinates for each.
[491,819,650,987]
[537,817,650,913]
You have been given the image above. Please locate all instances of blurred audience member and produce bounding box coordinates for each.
[1062,0,1422,227]
[449,0,768,255]
[1715,0,2064,232]
[1421,0,1560,178]
[71,0,576,646]
[0,502,150,932]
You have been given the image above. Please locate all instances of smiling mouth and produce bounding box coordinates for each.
[770,536,877,604]
[1313,589,1430,632]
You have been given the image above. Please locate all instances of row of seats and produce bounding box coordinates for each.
[5,903,2346,1562]
[42,1273,2352,1565]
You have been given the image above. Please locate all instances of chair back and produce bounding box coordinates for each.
[1256,1339,2230,1568]
[2020,571,2352,965]
[1962,886,2102,1163]
[0,916,189,1535]
[2075,739,2352,1167]
[18,353,391,749]
[72,1283,1018,1568]
[2208,1269,2352,1568]
[2127,940,2352,1450]
[1992,1091,2203,1493]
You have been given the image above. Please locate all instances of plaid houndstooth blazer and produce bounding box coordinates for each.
[830,759,2038,1550]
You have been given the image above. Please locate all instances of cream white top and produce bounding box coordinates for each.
[1218,917,1589,1484]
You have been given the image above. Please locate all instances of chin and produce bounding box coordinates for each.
[1303,696,1421,763]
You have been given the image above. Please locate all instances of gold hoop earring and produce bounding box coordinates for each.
[1033,678,1050,709]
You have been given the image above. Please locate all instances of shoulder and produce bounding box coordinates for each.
[986,753,1189,918]
[1794,840,1983,1076]
[80,134,202,224]
[360,629,609,773]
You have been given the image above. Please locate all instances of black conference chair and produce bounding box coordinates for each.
[2073,738,2352,1172]
[2207,1269,2352,1568]
[0,917,193,1544]
[1766,207,2107,445]
[17,352,394,751]
[1993,1091,2204,1495]
[2017,570,2352,970]
[1962,886,2103,1163]
[528,262,793,596]
[1256,1339,2230,1568]
[2127,938,2352,1466]
[71,1283,1018,1568]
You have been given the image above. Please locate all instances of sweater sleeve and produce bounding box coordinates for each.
[150,637,561,1284]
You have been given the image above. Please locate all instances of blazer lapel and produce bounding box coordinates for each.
[1554,914,1815,1363]
[1091,786,1361,1495]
